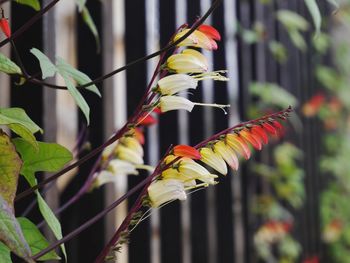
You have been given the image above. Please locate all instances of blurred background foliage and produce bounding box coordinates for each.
[238,0,350,262]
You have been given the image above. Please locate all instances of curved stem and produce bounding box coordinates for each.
[0,0,61,48]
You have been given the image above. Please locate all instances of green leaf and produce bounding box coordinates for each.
[36,193,66,260]
[15,0,40,11]
[75,0,87,12]
[30,48,57,79]
[249,82,298,108]
[81,6,101,53]
[276,10,309,31]
[0,53,22,75]
[0,107,43,134]
[13,139,71,261]
[289,30,307,51]
[304,0,322,34]
[56,57,101,97]
[8,124,38,151]
[13,138,73,176]
[18,217,61,261]
[268,41,288,63]
[0,130,22,210]
[0,196,33,262]
[58,68,91,124]
[0,242,11,263]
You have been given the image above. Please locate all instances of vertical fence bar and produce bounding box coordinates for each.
[42,0,58,244]
[124,1,150,262]
[103,0,129,262]
[186,1,209,263]
[55,0,78,192]
[145,1,161,263]
[223,0,244,262]
[174,2,192,263]
[199,1,218,263]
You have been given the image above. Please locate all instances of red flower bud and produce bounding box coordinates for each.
[173,145,201,160]
[0,9,10,38]
[198,24,221,41]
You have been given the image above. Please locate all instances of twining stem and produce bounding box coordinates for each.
[0,0,61,48]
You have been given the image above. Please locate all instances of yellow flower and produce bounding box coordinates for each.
[148,179,187,208]
[213,140,239,171]
[119,136,144,156]
[157,74,198,95]
[115,144,144,165]
[167,49,208,73]
[162,157,217,185]
[108,159,139,176]
[199,147,228,175]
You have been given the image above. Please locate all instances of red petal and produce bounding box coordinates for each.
[0,18,11,38]
[226,134,251,160]
[153,107,162,114]
[262,122,277,135]
[198,24,221,41]
[137,114,157,126]
[251,126,268,144]
[239,129,262,150]
[272,120,283,130]
[173,145,201,160]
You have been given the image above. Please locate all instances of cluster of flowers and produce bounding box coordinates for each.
[155,24,229,113]
[254,220,292,245]
[91,24,228,188]
[91,127,146,189]
[302,92,342,130]
[147,112,290,208]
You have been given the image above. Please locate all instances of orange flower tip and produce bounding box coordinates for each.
[239,130,262,150]
[198,24,221,41]
[173,145,201,160]
[134,128,145,145]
